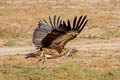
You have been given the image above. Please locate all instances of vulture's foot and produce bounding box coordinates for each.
[37,51,47,63]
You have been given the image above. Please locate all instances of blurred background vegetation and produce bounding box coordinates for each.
[0,0,120,40]
[0,1,120,80]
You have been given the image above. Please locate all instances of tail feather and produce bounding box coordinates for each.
[25,50,41,59]
[25,53,36,59]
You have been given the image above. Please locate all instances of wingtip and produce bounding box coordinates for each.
[43,18,48,23]
[67,20,71,30]
[49,16,53,27]
[78,19,88,33]
[54,15,56,27]
[72,16,77,30]
[57,16,60,27]
[76,15,83,30]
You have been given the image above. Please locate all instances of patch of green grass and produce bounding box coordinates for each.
[79,34,109,40]
[87,59,112,68]
[0,63,120,80]
[0,66,54,80]
[4,40,17,47]
[68,52,78,58]
[53,63,86,80]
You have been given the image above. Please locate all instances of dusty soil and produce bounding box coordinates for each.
[0,40,120,56]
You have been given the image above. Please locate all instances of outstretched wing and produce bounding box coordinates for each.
[27,15,88,59]
[33,16,62,49]
[41,15,88,53]
[33,22,52,49]
[50,15,88,50]
[33,15,88,52]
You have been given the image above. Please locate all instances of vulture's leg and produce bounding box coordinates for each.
[37,51,44,63]
[41,52,47,63]
[37,50,48,63]
[35,50,42,56]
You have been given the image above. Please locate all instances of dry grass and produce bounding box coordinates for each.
[2,49,120,69]
[0,47,120,80]
[0,0,120,40]
[1,55,120,80]
[87,59,112,68]
[0,0,120,80]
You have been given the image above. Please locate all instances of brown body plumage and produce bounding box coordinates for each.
[25,15,88,63]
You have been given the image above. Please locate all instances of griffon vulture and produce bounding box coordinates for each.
[25,15,88,63]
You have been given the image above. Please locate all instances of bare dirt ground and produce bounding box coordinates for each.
[0,41,120,56]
